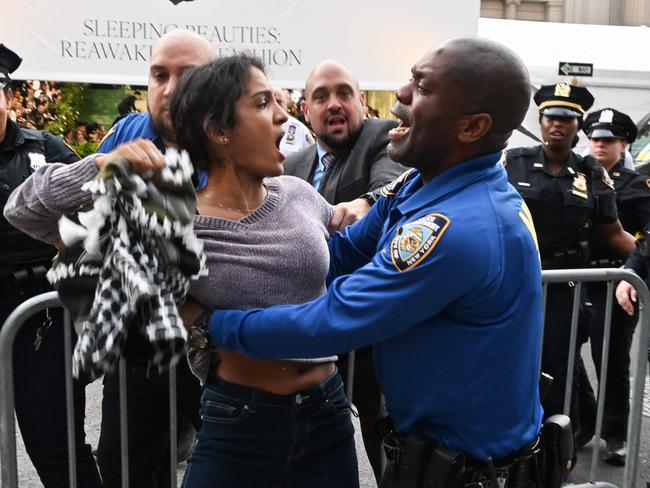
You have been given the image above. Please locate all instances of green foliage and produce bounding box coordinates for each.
[69,140,99,158]
[44,83,88,136]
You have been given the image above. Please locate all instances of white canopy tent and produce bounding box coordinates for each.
[478,18,650,149]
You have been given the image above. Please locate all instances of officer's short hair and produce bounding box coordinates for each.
[171,54,265,173]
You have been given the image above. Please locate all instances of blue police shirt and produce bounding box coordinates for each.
[97,113,210,188]
[98,113,165,154]
[209,151,544,460]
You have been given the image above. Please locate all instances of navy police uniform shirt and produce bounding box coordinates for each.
[209,151,544,460]
[505,145,618,262]
[591,159,650,263]
[98,112,165,154]
[0,119,79,266]
[606,160,650,234]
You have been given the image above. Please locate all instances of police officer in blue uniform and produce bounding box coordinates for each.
[504,84,636,442]
[577,108,650,464]
[189,38,548,487]
[0,44,101,487]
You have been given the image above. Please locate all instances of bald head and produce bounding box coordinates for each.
[302,60,366,151]
[305,60,360,98]
[435,37,530,139]
[151,29,214,63]
[388,37,530,177]
[148,29,215,143]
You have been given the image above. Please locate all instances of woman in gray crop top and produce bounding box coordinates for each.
[170,56,359,487]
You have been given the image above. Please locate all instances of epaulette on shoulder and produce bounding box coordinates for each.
[505,146,537,161]
[380,169,417,198]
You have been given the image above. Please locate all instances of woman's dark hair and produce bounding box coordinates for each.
[171,54,265,173]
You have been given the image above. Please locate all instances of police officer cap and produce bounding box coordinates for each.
[534,83,594,118]
[583,108,637,143]
[0,44,22,89]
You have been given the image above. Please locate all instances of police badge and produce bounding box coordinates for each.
[28,152,47,172]
[571,173,588,199]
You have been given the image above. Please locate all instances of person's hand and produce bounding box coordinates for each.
[615,280,637,316]
[95,138,166,175]
[328,198,371,234]
[180,297,209,332]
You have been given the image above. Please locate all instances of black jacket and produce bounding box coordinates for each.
[0,119,78,267]
[505,145,618,268]
[282,118,406,204]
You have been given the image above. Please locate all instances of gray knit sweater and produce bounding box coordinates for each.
[4,156,337,364]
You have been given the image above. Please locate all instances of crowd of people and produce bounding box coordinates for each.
[7,79,61,130]
[0,27,649,488]
[7,77,112,152]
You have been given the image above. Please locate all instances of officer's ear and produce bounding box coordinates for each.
[457,113,492,144]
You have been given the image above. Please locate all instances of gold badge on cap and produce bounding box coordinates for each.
[554,83,571,98]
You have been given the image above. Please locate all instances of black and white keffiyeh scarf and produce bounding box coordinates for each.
[47,149,207,378]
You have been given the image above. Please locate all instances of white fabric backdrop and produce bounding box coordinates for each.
[2,0,479,88]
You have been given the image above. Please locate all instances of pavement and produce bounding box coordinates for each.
[8,336,650,487]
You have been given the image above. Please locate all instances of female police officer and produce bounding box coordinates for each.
[577,108,650,464]
[504,83,635,438]
[0,44,101,486]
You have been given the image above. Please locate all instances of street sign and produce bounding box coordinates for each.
[558,62,593,77]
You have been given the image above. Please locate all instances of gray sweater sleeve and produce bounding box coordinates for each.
[3,155,99,244]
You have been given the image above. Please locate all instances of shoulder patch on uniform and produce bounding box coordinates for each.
[646,178,650,190]
[380,169,417,198]
[28,152,47,172]
[390,213,450,272]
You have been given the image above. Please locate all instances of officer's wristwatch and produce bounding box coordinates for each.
[188,311,212,349]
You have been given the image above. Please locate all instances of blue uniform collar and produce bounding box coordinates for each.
[397,151,503,215]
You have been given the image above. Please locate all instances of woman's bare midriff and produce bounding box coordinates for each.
[215,348,335,395]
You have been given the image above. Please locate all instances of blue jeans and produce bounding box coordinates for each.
[182,369,359,488]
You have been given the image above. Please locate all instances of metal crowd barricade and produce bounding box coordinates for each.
[0,292,180,488]
[1,270,648,487]
[541,268,650,488]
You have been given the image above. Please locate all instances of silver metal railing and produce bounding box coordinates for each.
[0,292,180,488]
[1,268,649,487]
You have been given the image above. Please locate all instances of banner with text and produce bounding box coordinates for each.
[2,0,479,89]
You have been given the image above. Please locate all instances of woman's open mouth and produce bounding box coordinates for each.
[275,132,286,161]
